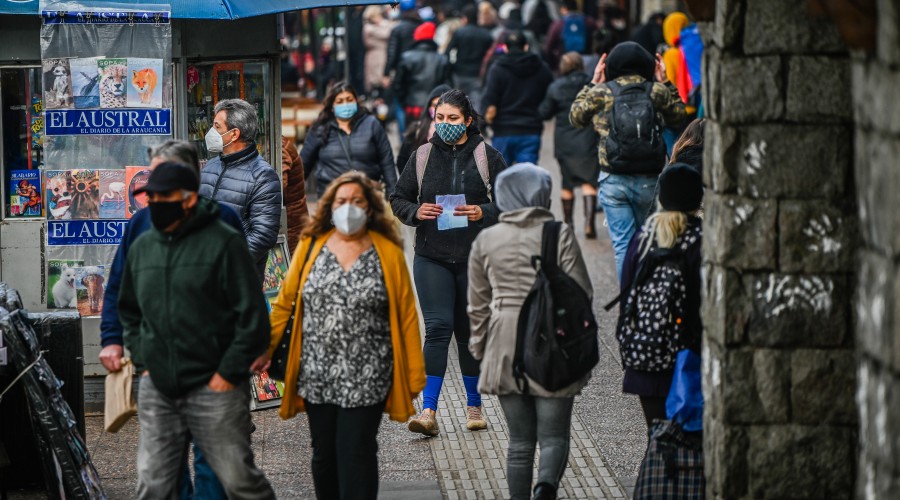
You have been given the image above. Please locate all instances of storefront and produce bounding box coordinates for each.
[0,4,284,376]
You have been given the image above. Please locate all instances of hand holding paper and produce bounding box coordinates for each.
[436,194,468,230]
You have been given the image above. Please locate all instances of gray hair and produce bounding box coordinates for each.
[214,99,259,144]
[150,140,200,173]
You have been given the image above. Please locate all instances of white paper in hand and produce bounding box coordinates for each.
[436,194,468,230]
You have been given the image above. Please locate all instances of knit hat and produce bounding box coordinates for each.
[657,163,703,212]
[414,22,436,41]
[605,41,655,82]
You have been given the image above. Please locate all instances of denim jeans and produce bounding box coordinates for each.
[598,172,658,279]
[498,395,575,500]
[491,134,541,165]
[136,376,274,500]
[306,401,384,500]
[179,442,226,500]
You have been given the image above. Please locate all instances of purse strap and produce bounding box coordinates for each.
[336,131,354,167]
[290,235,318,310]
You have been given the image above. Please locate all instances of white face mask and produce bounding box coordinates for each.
[205,127,236,154]
[332,203,368,235]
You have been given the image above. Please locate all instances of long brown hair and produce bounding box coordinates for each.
[670,118,704,164]
[311,81,366,142]
[302,172,402,246]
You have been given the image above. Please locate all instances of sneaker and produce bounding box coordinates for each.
[466,406,487,431]
[408,409,440,437]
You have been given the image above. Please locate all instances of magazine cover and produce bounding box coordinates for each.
[30,115,44,150]
[262,241,290,294]
[126,58,163,108]
[249,371,285,410]
[125,166,150,218]
[74,266,106,316]
[98,58,128,108]
[99,170,126,219]
[68,169,100,219]
[9,170,42,217]
[45,170,72,220]
[42,58,73,109]
[70,57,101,109]
[47,259,84,309]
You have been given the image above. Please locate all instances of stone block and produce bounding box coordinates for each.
[743,0,845,55]
[852,61,900,135]
[702,338,723,422]
[702,264,748,346]
[746,425,856,498]
[746,273,848,347]
[785,56,851,121]
[722,348,791,424]
[703,193,777,270]
[711,0,744,49]
[703,46,721,121]
[854,130,900,256]
[855,251,894,367]
[718,56,783,124]
[778,200,855,273]
[703,416,749,499]
[736,125,850,199]
[857,455,900,500]
[704,120,739,194]
[855,358,900,469]
[791,349,856,424]
[877,0,900,66]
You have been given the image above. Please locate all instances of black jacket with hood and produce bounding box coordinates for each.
[446,24,495,78]
[394,40,451,109]
[390,130,508,263]
[481,50,553,136]
[538,71,598,158]
[384,15,422,76]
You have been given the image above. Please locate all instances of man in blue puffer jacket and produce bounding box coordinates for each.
[199,99,282,280]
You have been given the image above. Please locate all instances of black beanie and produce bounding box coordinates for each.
[658,163,703,212]
[605,41,655,82]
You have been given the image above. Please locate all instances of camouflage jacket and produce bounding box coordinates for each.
[569,75,686,171]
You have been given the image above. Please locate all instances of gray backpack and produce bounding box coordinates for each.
[414,142,492,202]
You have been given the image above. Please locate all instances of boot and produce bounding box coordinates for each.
[532,482,557,500]
[561,198,574,226]
[583,195,597,239]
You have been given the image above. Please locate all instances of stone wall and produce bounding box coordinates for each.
[852,0,900,496]
[701,1,858,497]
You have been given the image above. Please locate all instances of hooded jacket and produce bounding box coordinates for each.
[446,24,495,78]
[119,198,270,399]
[390,132,507,263]
[384,15,422,76]
[393,40,451,109]
[481,51,554,136]
[538,70,598,158]
[198,143,282,278]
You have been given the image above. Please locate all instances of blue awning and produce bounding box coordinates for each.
[0,0,396,19]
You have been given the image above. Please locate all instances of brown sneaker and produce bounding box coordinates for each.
[466,406,487,431]
[408,409,440,437]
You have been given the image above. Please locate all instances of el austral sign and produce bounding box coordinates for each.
[48,219,128,246]
[45,109,171,136]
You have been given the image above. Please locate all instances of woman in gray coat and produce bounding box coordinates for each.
[467,163,593,500]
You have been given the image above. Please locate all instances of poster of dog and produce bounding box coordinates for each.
[45,170,73,220]
[70,57,101,109]
[126,58,163,108]
[47,260,84,309]
[99,170,126,219]
[68,169,100,219]
[42,58,73,109]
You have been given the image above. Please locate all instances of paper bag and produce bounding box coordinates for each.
[104,358,137,433]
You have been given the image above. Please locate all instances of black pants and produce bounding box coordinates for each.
[413,255,481,377]
[305,402,384,500]
[639,396,668,431]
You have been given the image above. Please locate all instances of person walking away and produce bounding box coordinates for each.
[397,84,452,173]
[631,12,666,56]
[393,22,451,128]
[522,0,559,43]
[261,172,426,499]
[446,5,495,109]
[544,0,592,71]
[198,99,282,281]
[363,6,395,96]
[468,164,592,500]
[282,136,310,252]
[118,162,274,499]
[570,41,686,279]
[301,82,397,198]
[100,141,243,500]
[482,30,553,165]
[390,89,508,436]
[383,0,422,133]
[538,52,600,239]
[616,163,703,432]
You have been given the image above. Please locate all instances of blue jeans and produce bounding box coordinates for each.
[491,135,541,165]
[598,172,658,279]
[179,443,226,499]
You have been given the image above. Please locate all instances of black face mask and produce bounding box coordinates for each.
[149,201,186,231]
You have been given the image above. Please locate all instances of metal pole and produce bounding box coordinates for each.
[343,6,350,83]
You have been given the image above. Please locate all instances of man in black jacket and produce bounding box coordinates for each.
[383,0,421,133]
[446,5,494,108]
[482,30,554,165]
[393,22,450,127]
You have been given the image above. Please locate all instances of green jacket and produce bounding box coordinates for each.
[119,197,270,398]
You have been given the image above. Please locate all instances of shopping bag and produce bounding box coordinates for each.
[104,358,137,433]
[634,420,704,499]
[665,349,703,432]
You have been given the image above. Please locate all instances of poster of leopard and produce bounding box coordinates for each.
[42,58,73,109]
[98,58,127,108]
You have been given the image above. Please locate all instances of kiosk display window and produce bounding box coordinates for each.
[2,67,44,218]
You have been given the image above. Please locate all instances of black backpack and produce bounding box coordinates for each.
[605,80,667,173]
[614,224,700,371]
[514,221,599,393]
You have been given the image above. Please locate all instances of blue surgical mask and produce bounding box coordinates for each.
[435,122,467,144]
[334,102,358,120]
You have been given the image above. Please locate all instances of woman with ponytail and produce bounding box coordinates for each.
[618,163,703,430]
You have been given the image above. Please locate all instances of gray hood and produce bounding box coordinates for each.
[495,163,552,212]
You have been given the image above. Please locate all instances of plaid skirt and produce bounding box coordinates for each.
[633,420,705,500]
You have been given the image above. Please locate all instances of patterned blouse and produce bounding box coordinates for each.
[298,246,393,407]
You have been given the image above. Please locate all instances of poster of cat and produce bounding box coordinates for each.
[98,58,128,109]
[8,170,42,217]
[68,169,100,219]
[47,259,84,309]
[125,166,150,218]
[75,265,106,317]
[126,58,163,108]
[99,170,126,219]
[45,170,72,220]
[70,57,101,109]
[42,58,73,109]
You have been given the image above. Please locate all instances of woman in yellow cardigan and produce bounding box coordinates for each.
[260,171,425,499]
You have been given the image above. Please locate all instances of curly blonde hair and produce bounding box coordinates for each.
[302,172,402,247]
